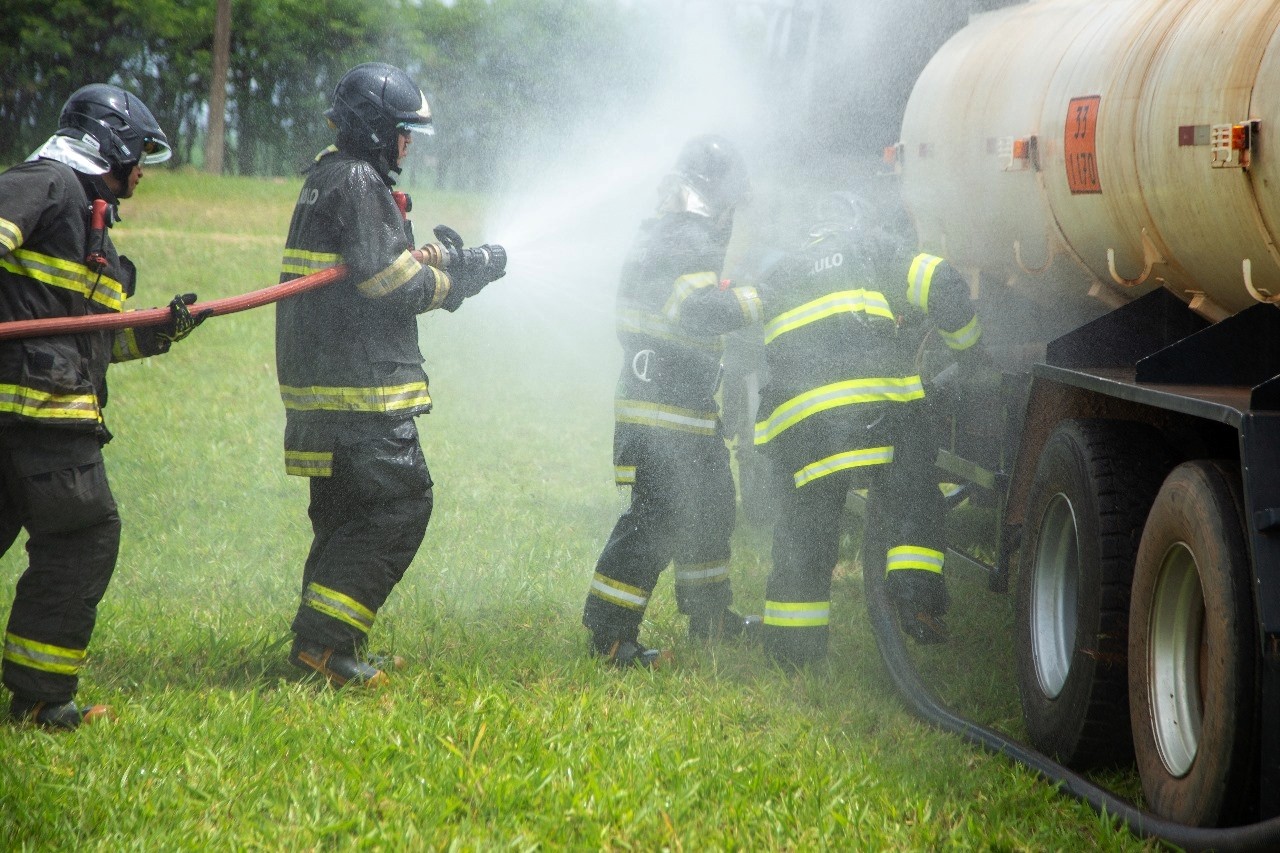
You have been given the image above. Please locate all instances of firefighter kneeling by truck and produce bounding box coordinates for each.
[753,192,990,668]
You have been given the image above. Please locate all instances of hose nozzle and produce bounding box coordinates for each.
[419,225,507,281]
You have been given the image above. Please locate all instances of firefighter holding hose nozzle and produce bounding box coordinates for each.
[275,62,506,688]
[753,191,988,668]
[0,84,204,730]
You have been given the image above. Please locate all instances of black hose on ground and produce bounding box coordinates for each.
[865,581,1280,852]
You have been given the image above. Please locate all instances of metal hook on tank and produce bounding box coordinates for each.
[1106,228,1164,287]
[1013,239,1053,275]
[1244,258,1280,304]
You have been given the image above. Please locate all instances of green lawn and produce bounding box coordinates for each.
[0,170,1153,850]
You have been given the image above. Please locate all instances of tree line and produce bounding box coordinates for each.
[2,0,1025,189]
[1,0,668,188]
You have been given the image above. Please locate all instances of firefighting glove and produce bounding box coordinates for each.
[433,225,508,310]
[886,569,949,645]
[160,293,210,343]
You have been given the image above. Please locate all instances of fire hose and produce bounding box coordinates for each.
[0,264,348,341]
[864,561,1280,851]
[0,226,506,342]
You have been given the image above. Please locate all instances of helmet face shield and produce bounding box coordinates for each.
[394,91,433,136]
[396,118,433,137]
[141,136,172,165]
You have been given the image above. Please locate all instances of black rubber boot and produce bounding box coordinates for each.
[590,634,673,669]
[895,602,949,645]
[364,652,406,671]
[887,570,949,645]
[290,637,389,688]
[688,608,764,643]
[10,696,114,730]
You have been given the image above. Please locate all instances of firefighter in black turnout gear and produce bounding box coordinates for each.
[276,62,506,688]
[0,84,202,729]
[582,135,762,668]
[754,193,986,668]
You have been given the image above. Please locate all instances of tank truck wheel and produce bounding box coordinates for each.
[1014,419,1172,767]
[1129,461,1256,827]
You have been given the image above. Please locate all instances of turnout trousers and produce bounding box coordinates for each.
[762,412,947,667]
[292,419,433,654]
[0,425,120,704]
[582,430,737,643]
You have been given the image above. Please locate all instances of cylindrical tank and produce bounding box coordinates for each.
[900,0,1280,323]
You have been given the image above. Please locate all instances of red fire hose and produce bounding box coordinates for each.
[0,191,469,342]
[0,265,346,341]
[0,247,437,342]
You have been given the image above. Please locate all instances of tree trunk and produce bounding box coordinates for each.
[205,0,232,174]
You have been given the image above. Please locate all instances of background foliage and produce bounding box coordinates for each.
[0,0,1026,187]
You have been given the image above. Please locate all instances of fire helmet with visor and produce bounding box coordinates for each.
[53,84,172,182]
[326,62,433,175]
[676,134,751,216]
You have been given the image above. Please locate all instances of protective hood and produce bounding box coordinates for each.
[27,134,112,176]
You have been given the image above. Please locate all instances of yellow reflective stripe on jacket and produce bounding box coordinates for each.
[662,270,718,321]
[616,399,717,435]
[588,572,649,611]
[281,248,341,277]
[763,600,830,628]
[793,446,894,488]
[617,308,721,353]
[285,450,334,477]
[733,286,763,325]
[764,289,894,344]
[754,376,925,445]
[0,383,99,422]
[886,545,945,575]
[0,249,127,312]
[907,253,944,312]
[614,465,636,485]
[356,249,421,298]
[280,382,431,414]
[3,632,86,676]
[0,215,21,254]
[425,267,452,311]
[302,582,376,633]
[939,314,982,351]
[674,560,729,587]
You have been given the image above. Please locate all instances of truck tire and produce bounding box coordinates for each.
[1015,419,1172,767]
[1128,460,1256,827]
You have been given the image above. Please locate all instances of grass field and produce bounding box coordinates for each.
[0,170,1153,850]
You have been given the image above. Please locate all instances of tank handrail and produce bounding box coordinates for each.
[1243,258,1280,305]
[1013,239,1054,275]
[1107,228,1165,287]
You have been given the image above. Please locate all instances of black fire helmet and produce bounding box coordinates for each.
[57,83,172,180]
[675,134,752,217]
[326,62,432,166]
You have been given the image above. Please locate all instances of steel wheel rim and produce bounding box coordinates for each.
[1031,493,1080,698]
[1147,541,1204,778]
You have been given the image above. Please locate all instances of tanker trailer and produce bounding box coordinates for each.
[896,0,1280,828]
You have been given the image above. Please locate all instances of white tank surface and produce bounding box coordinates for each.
[900,0,1280,322]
